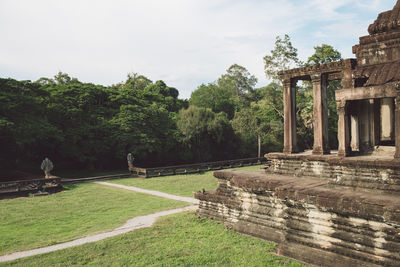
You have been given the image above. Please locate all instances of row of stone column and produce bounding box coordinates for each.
[283,74,330,155]
[337,94,400,158]
[283,76,400,158]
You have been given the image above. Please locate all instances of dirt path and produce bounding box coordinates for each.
[0,182,198,263]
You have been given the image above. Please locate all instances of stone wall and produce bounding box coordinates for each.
[195,170,400,266]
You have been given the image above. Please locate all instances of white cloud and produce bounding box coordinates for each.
[0,0,396,98]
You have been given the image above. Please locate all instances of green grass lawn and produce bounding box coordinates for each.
[111,165,264,197]
[4,212,303,267]
[0,183,188,256]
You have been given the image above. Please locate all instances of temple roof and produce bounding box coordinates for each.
[368,0,400,35]
[355,61,400,86]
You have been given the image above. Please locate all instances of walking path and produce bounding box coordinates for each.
[0,182,198,263]
[95,181,199,204]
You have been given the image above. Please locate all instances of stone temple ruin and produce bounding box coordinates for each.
[196,2,400,266]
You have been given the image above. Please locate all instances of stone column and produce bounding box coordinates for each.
[337,100,350,157]
[395,84,400,158]
[283,78,298,154]
[380,98,395,142]
[312,73,330,155]
[350,114,359,151]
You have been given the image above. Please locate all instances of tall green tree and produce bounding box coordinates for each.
[306,44,343,149]
[0,78,62,172]
[233,83,284,157]
[218,64,257,98]
[115,73,152,91]
[190,83,236,120]
[263,36,343,151]
[306,44,342,66]
[217,64,258,108]
[177,106,236,162]
[264,34,302,81]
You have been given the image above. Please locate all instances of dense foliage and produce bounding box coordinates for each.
[0,36,342,173]
[0,73,188,172]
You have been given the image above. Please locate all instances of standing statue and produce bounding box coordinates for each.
[41,157,54,178]
[127,153,135,171]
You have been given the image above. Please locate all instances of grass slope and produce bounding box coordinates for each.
[111,165,264,197]
[0,183,188,256]
[5,212,303,267]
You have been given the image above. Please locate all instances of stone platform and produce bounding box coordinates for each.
[266,150,400,192]
[195,154,400,266]
[0,178,62,199]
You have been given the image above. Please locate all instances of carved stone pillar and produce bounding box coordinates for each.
[395,84,400,158]
[350,114,359,151]
[380,98,395,142]
[312,73,330,155]
[341,59,355,89]
[283,78,298,154]
[337,100,350,157]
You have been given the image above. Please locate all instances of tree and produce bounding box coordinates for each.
[264,34,302,81]
[260,35,303,149]
[53,72,79,84]
[115,73,152,91]
[218,64,257,101]
[177,106,236,162]
[190,83,236,120]
[306,44,343,149]
[263,36,344,150]
[306,44,342,66]
[0,78,62,171]
[232,96,284,157]
[232,107,261,157]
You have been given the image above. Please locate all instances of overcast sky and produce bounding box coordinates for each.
[0,0,396,99]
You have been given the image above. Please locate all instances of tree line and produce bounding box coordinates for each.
[0,35,342,174]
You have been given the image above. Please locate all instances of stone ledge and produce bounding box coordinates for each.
[208,170,400,223]
[265,153,400,169]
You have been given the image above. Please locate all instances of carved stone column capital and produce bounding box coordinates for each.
[336,100,347,114]
[311,73,322,83]
[282,77,292,88]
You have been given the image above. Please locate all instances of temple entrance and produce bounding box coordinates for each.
[348,97,395,155]
[280,62,348,156]
[295,79,341,152]
[326,79,341,150]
